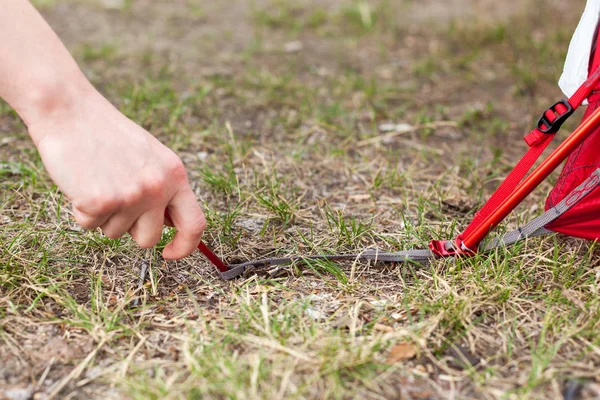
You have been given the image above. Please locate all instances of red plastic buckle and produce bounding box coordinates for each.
[429,238,475,258]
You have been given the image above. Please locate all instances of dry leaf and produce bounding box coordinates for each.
[410,390,436,399]
[349,194,371,202]
[387,342,417,364]
[373,323,394,333]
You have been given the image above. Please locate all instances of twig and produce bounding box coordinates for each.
[47,338,108,399]
[119,335,146,377]
[132,260,149,307]
[0,137,17,148]
[268,264,292,278]
[357,121,458,147]
[237,334,315,363]
[35,357,56,391]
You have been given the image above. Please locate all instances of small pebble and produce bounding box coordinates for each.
[284,41,303,53]
[3,386,34,400]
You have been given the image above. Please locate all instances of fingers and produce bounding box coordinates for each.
[100,210,140,240]
[128,208,165,248]
[162,188,206,260]
[80,205,167,249]
[72,207,112,230]
[74,186,203,258]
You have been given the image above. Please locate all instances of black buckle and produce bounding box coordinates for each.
[537,99,574,134]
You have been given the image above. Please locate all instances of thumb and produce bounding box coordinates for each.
[162,188,206,260]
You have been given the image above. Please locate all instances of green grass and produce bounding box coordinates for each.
[250,1,396,36]
[1,0,599,399]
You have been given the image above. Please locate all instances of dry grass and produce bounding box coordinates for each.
[2,0,600,399]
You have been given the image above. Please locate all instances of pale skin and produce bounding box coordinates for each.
[0,0,206,259]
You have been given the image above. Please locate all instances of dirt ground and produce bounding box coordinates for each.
[2,0,600,399]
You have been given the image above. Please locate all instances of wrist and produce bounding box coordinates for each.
[20,69,96,142]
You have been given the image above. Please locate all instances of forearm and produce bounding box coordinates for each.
[0,1,206,258]
[0,0,93,138]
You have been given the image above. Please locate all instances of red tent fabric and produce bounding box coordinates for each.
[545,28,600,240]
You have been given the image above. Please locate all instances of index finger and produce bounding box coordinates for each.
[162,187,206,260]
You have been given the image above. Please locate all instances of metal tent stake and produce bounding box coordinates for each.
[197,241,228,272]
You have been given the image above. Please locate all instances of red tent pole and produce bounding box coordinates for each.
[461,105,600,251]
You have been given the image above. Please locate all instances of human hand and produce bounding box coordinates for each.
[27,87,205,259]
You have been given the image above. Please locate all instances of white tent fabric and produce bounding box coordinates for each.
[560,0,600,100]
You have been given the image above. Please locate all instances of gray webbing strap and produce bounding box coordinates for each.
[219,168,600,280]
[219,249,433,280]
